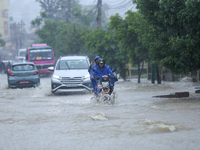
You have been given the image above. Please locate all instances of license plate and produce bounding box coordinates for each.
[20,81,29,84]
[66,84,77,87]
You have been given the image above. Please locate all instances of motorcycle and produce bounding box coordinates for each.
[92,69,116,104]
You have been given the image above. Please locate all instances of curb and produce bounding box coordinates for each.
[153,92,189,98]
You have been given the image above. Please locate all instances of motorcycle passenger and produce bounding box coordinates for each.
[91,58,117,94]
[88,56,101,93]
[88,55,100,74]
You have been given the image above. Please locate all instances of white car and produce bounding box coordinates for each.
[48,56,92,94]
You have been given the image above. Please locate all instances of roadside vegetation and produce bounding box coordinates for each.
[31,0,200,83]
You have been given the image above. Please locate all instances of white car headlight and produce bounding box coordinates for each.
[53,75,62,80]
[83,74,90,80]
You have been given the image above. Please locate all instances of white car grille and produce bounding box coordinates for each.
[62,77,82,84]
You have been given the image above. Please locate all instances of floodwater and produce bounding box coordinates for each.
[0,74,200,150]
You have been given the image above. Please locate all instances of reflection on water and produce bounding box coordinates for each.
[0,75,200,150]
[90,112,108,121]
[143,119,176,132]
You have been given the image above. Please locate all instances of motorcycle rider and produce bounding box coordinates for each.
[91,58,117,94]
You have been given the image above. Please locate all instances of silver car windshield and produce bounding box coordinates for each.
[56,59,89,70]
[12,64,35,71]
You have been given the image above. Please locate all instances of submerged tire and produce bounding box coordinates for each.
[110,97,115,104]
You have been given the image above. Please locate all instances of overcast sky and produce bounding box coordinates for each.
[9,0,136,32]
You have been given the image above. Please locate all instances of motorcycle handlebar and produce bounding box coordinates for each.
[93,75,115,80]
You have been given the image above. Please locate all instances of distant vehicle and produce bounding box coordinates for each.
[2,60,13,66]
[48,56,92,94]
[26,43,55,76]
[2,60,13,74]
[16,48,26,62]
[7,62,40,89]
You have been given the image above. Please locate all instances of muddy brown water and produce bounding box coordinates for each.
[0,74,200,150]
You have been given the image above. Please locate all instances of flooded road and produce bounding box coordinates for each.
[0,74,200,150]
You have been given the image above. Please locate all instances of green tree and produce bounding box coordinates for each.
[34,20,57,48]
[133,0,200,74]
[35,19,93,59]
[55,21,92,57]
[109,13,148,83]
[35,0,78,22]
[125,10,162,83]
[84,29,128,80]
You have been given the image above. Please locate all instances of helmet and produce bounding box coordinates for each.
[98,58,105,68]
[98,58,105,64]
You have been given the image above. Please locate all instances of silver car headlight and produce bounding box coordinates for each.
[82,74,90,80]
[53,75,62,80]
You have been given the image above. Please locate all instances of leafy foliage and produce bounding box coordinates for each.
[84,29,128,80]
[55,21,92,57]
[35,0,78,22]
[133,0,200,74]
[35,20,93,59]
[34,20,57,47]
[109,13,148,83]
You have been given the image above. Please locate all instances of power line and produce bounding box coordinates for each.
[105,0,136,14]
[108,0,133,10]
[105,0,131,7]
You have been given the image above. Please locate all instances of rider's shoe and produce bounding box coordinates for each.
[109,89,113,95]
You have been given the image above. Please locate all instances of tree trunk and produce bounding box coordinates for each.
[137,62,141,83]
[141,61,144,75]
[155,64,161,84]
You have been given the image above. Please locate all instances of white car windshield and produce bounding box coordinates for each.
[56,59,89,70]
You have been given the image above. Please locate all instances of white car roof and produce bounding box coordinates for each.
[60,56,88,60]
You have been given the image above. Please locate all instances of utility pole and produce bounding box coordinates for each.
[19,20,25,48]
[97,0,102,28]
[61,0,64,19]
[14,23,19,50]
[67,0,71,24]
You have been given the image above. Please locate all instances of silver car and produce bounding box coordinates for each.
[48,56,92,94]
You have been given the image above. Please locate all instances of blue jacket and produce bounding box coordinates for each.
[91,64,114,78]
[109,67,118,89]
[88,55,101,74]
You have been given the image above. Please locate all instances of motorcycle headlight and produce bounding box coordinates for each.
[53,75,62,80]
[102,82,109,87]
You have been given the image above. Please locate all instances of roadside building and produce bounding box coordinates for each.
[0,0,10,47]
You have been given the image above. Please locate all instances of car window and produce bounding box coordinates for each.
[30,49,53,61]
[12,64,35,71]
[56,59,89,70]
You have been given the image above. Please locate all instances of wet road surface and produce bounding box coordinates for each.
[0,74,200,150]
